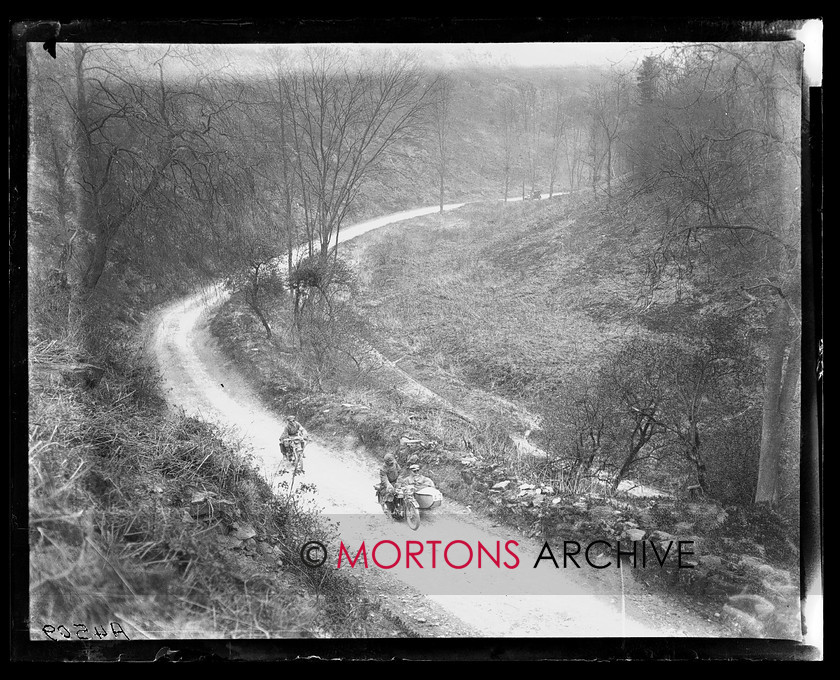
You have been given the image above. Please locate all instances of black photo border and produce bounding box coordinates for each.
[9,14,824,663]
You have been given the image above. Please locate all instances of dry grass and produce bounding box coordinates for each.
[350,201,616,407]
[27,331,400,641]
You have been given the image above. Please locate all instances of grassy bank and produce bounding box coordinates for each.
[27,315,408,641]
[207,194,802,640]
[345,196,801,639]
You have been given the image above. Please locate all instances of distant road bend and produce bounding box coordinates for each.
[150,198,725,638]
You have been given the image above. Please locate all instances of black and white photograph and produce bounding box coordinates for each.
[11,17,823,662]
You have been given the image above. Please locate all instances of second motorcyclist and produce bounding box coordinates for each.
[398,454,436,489]
[279,414,309,463]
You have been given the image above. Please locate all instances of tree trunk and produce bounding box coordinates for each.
[685,426,708,494]
[278,76,296,323]
[247,296,272,338]
[612,419,655,489]
[755,297,795,505]
[247,265,272,339]
[67,43,99,353]
[774,333,802,499]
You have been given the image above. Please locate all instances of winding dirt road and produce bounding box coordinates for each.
[150,201,728,638]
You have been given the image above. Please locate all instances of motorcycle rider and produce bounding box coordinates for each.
[378,453,401,512]
[279,414,309,461]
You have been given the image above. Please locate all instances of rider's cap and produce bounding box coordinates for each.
[286,415,296,421]
[410,464,420,471]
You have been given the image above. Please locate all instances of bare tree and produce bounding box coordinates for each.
[28,53,76,283]
[498,91,521,202]
[564,123,586,192]
[586,69,631,197]
[215,96,286,338]
[623,43,801,505]
[602,339,669,487]
[560,93,588,192]
[45,43,241,353]
[430,73,454,213]
[259,51,300,320]
[545,85,567,198]
[518,82,543,198]
[281,47,436,263]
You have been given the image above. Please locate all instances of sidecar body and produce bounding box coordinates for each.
[414,486,443,510]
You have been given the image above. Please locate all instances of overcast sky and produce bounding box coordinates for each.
[223,42,666,72]
[46,36,816,82]
[419,42,672,67]
[195,38,816,76]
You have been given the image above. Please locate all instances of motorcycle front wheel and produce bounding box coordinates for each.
[405,503,420,531]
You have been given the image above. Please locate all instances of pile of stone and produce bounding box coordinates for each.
[184,490,284,569]
[483,478,801,638]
